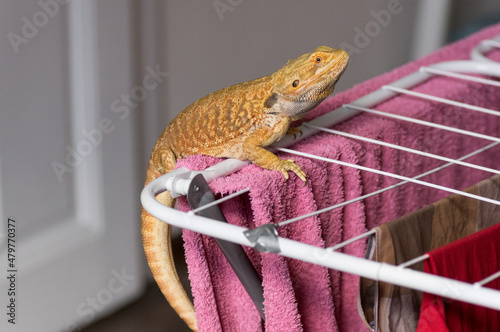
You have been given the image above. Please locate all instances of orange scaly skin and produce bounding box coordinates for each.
[142,47,349,331]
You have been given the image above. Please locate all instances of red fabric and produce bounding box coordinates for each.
[417,223,500,332]
[417,299,449,332]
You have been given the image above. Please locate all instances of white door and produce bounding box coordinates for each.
[0,1,155,331]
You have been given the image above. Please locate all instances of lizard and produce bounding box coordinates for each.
[141,46,349,331]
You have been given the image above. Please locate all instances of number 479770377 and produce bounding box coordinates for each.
[7,218,16,269]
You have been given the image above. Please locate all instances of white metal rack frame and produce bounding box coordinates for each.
[141,35,500,312]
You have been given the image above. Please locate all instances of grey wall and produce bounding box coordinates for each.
[158,1,420,126]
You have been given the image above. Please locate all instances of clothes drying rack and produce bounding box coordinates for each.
[141,35,500,314]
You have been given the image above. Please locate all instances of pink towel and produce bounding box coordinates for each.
[176,23,500,332]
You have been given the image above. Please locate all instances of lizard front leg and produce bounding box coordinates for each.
[242,129,306,183]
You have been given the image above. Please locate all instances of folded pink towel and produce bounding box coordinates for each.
[176,23,500,332]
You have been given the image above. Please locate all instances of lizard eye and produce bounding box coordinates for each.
[292,79,299,88]
[315,56,322,63]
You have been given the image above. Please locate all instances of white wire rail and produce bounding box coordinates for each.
[142,170,500,311]
[141,37,500,312]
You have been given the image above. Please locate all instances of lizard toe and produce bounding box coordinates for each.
[276,159,307,184]
[286,127,303,140]
[280,170,290,181]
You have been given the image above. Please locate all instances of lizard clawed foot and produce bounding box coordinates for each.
[276,159,307,185]
[286,127,303,140]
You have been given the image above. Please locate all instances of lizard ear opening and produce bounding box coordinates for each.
[264,93,278,109]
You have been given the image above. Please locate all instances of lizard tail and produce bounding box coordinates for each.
[141,159,198,331]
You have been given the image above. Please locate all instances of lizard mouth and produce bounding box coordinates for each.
[301,58,349,102]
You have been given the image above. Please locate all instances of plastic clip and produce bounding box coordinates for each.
[243,224,280,253]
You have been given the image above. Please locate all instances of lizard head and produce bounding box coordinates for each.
[266,46,349,119]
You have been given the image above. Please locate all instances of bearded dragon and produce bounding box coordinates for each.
[141,46,349,331]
